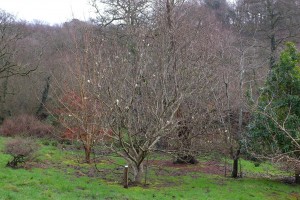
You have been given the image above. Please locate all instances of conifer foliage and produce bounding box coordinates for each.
[248,42,300,182]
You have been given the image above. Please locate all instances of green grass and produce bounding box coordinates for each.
[0,136,299,200]
[239,159,290,177]
[218,157,290,177]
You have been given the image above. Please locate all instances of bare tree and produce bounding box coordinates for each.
[208,18,266,177]
[235,0,300,69]
[90,0,153,26]
[51,24,106,164]
[0,10,38,122]
[86,0,222,184]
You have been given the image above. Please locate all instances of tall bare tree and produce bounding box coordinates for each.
[0,10,38,122]
[235,0,300,69]
[50,24,106,164]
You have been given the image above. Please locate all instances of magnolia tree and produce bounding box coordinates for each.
[247,43,300,183]
[83,0,223,184]
[49,0,239,184]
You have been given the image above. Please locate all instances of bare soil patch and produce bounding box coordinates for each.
[148,160,227,176]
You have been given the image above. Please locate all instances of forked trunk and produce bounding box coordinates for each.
[132,164,144,184]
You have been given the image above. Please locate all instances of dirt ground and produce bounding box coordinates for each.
[148,160,228,176]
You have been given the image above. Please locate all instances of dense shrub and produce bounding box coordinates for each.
[4,138,39,168]
[0,114,54,138]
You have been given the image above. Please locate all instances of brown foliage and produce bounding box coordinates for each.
[0,114,53,138]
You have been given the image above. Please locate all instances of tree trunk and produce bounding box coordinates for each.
[0,74,9,124]
[36,76,50,120]
[232,158,239,178]
[84,145,91,164]
[132,164,144,184]
[269,33,276,70]
[231,149,240,178]
[295,170,300,184]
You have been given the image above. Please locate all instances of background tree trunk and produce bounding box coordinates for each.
[174,120,198,164]
[36,76,51,120]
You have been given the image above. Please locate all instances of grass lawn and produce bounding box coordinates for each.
[0,137,299,200]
